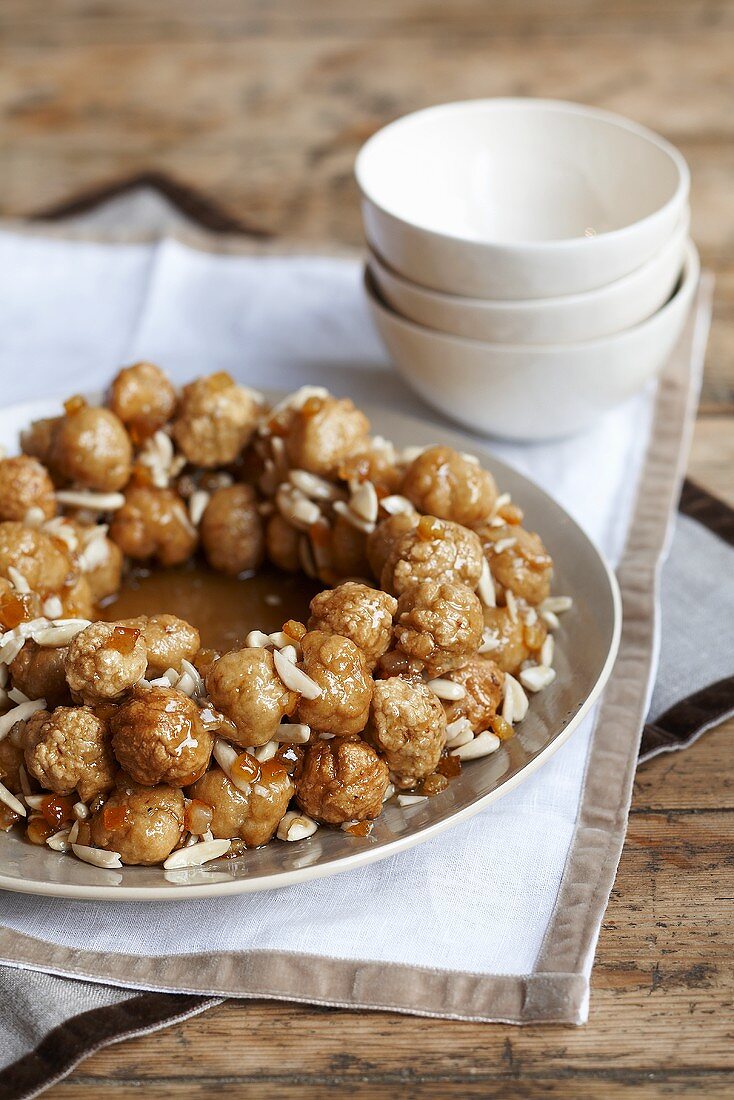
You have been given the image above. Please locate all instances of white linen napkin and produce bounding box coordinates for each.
[0,229,683,1014]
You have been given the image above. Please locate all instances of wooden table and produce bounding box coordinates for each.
[2,2,733,1095]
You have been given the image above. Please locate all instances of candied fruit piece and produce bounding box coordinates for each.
[283,619,307,641]
[498,502,524,525]
[41,794,75,829]
[417,515,443,541]
[491,715,514,741]
[209,371,234,391]
[259,759,288,783]
[64,394,88,415]
[0,592,32,630]
[27,817,55,845]
[421,773,449,797]
[103,803,129,830]
[108,626,140,655]
[437,754,461,779]
[274,744,303,774]
[231,751,261,786]
[0,806,20,832]
[301,396,324,418]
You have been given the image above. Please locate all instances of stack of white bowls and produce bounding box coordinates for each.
[357,99,697,440]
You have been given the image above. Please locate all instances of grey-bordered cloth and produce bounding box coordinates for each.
[0,182,729,1099]
[3,482,732,1100]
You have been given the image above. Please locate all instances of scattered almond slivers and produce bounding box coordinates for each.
[273,649,322,699]
[277,811,318,842]
[163,838,231,869]
[450,731,501,760]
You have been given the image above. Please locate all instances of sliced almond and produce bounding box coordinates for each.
[163,839,231,869]
[273,649,322,699]
[450,731,501,760]
[519,665,557,693]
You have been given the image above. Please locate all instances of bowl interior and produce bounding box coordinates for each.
[358,100,685,245]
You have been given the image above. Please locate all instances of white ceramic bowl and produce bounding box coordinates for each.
[366,240,699,441]
[368,210,689,345]
[356,99,690,300]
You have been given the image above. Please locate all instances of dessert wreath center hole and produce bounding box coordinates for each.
[101,562,320,654]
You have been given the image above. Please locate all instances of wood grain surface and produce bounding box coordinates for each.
[1,1,732,1096]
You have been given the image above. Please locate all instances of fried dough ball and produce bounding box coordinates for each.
[0,456,56,522]
[381,517,484,597]
[110,685,212,787]
[373,647,425,681]
[0,522,72,594]
[0,736,24,796]
[442,658,503,732]
[402,446,497,527]
[108,361,177,438]
[51,405,132,492]
[188,762,294,847]
[366,513,418,581]
[308,581,397,668]
[367,677,446,787]
[295,738,388,825]
[24,705,115,802]
[10,641,70,708]
[265,513,301,572]
[482,606,546,675]
[330,513,370,579]
[200,484,264,576]
[59,575,96,620]
[187,767,248,839]
[109,485,197,567]
[241,762,295,846]
[394,580,483,677]
[477,523,553,606]
[338,446,402,495]
[65,621,148,705]
[284,396,370,478]
[79,534,123,604]
[205,649,298,748]
[297,630,373,737]
[117,614,200,678]
[90,779,185,865]
[21,417,61,470]
[172,372,259,468]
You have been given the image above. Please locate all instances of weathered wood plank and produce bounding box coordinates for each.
[48,1076,734,1099]
[634,721,734,810]
[1,36,733,226]
[690,418,734,504]
[44,806,733,1097]
[4,0,734,44]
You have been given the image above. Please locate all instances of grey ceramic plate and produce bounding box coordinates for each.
[0,396,620,900]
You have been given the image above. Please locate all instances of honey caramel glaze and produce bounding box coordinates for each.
[101,561,321,653]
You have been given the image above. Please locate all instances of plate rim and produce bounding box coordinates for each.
[0,394,622,901]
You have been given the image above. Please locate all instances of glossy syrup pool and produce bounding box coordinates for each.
[101,561,321,652]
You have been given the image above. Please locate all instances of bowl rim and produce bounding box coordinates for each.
[367,209,690,313]
[364,239,699,353]
[355,98,691,252]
